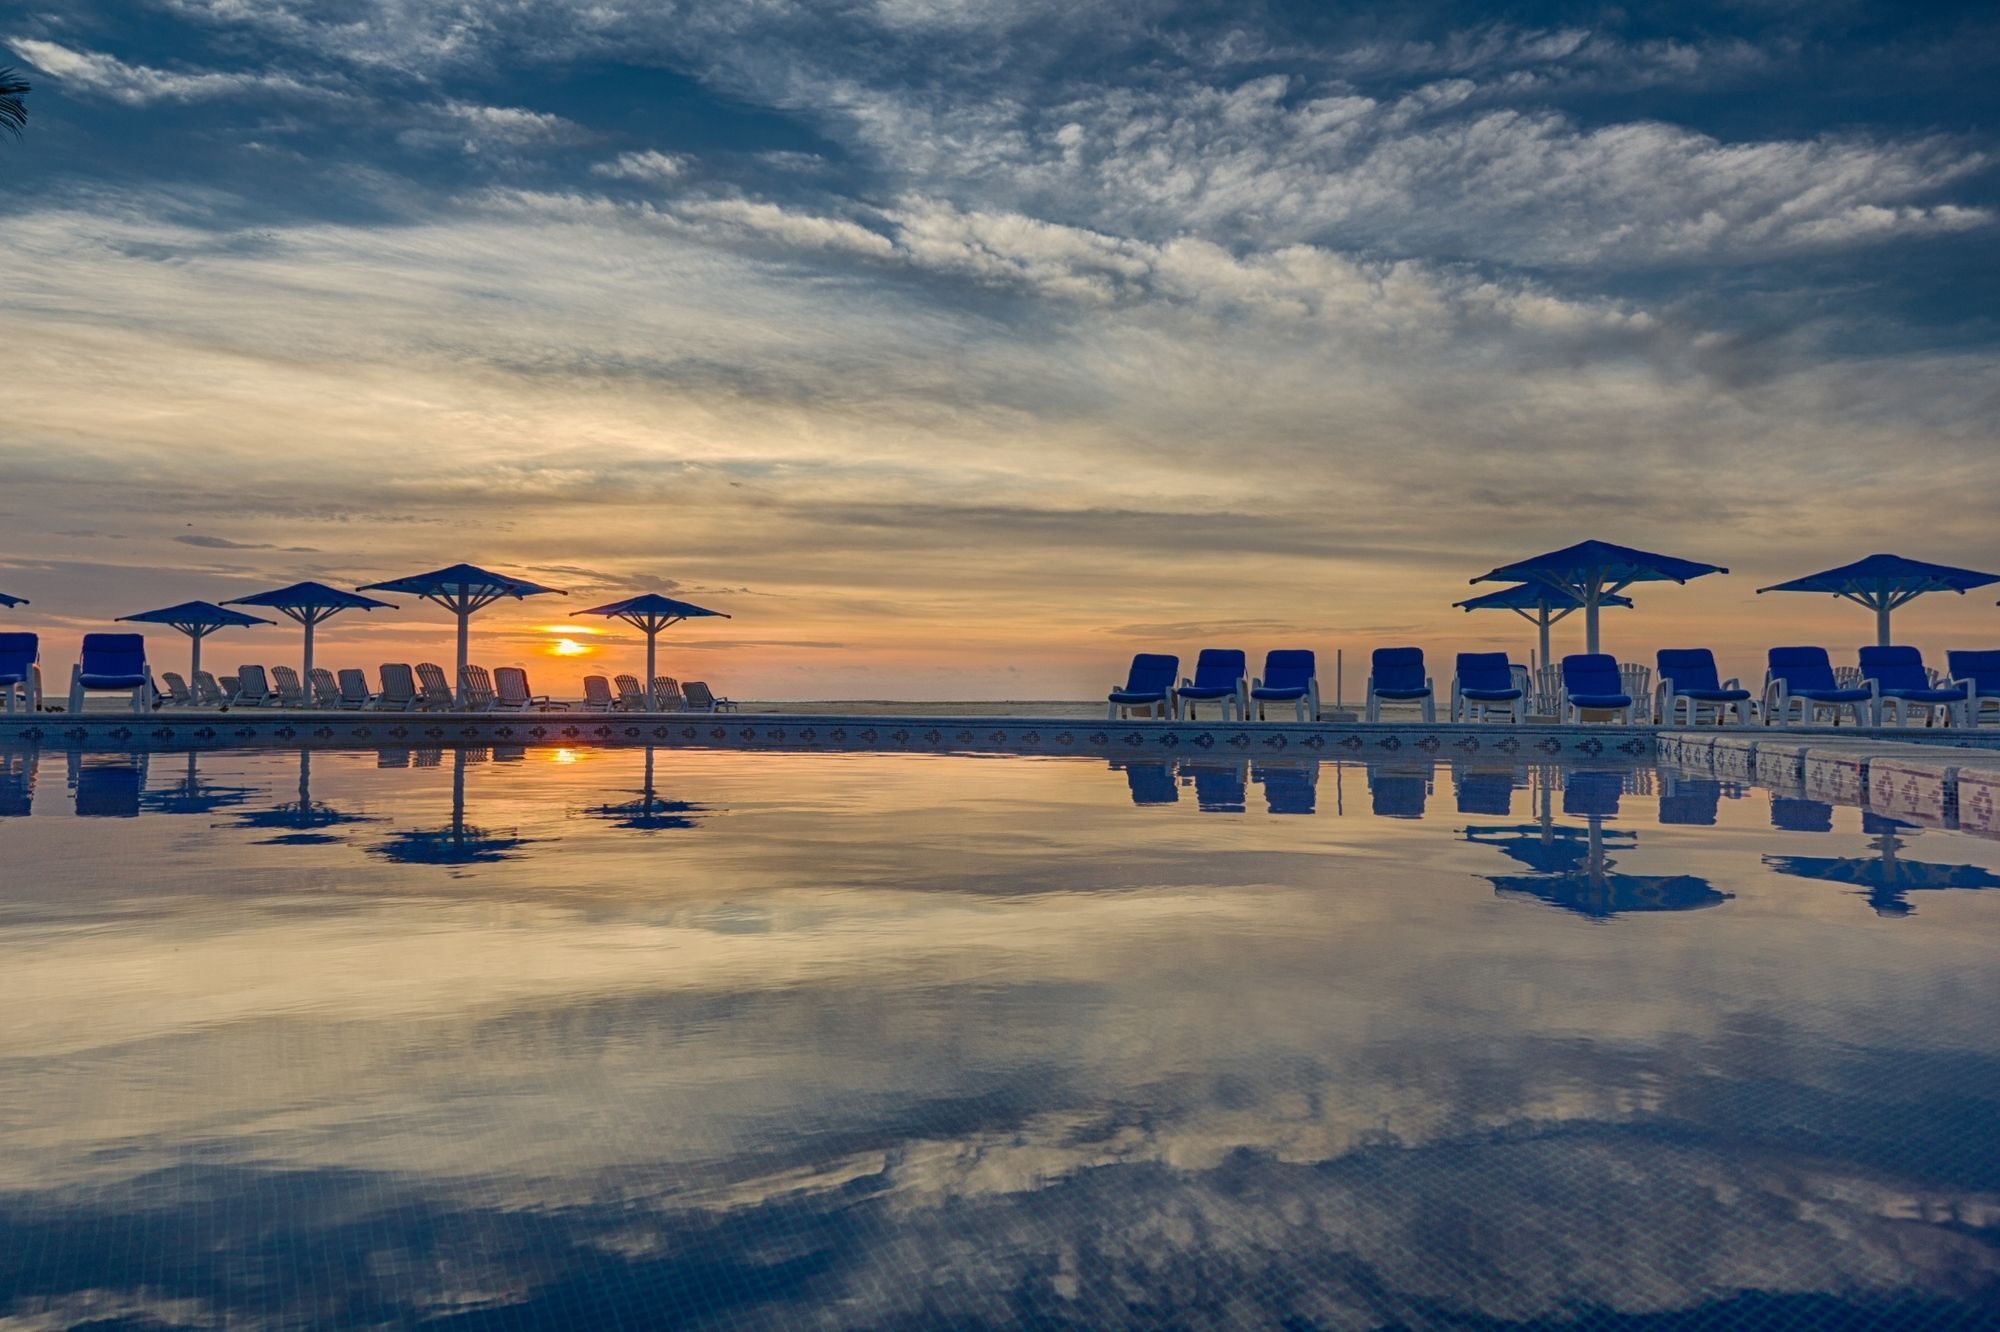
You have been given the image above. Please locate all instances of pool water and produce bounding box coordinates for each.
[1,746,1997,1329]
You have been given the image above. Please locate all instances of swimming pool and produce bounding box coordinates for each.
[2,745,1997,1328]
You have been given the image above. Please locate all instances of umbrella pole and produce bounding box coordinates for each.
[1584,584,1602,656]
[456,606,471,708]
[646,627,659,712]
[190,629,203,682]
[1876,602,1893,648]
[1538,611,1552,679]
[302,616,315,708]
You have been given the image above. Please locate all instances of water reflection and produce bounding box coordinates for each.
[67,752,147,818]
[586,747,709,831]
[371,747,533,866]
[1369,764,1431,819]
[0,749,34,816]
[232,750,380,845]
[1767,812,2000,917]
[1,745,1997,1326]
[139,752,257,816]
[1771,795,1834,833]
[1470,768,1730,918]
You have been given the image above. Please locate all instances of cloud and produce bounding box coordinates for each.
[175,534,319,552]
[397,99,584,154]
[7,37,330,105]
[591,149,688,184]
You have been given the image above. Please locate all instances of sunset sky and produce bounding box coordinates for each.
[4,1,1997,698]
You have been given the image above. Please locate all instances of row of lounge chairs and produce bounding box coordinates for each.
[0,633,740,714]
[1109,645,2000,728]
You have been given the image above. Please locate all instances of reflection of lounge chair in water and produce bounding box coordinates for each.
[1454,767,1516,817]
[1111,761,1177,807]
[1369,767,1429,819]
[1180,759,1246,812]
[1658,773,1722,827]
[68,752,148,818]
[0,751,37,816]
[1253,761,1316,814]
[1770,797,1833,834]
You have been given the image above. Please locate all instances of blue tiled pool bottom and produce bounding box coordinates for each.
[1,746,1997,1329]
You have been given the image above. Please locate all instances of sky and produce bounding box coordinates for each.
[3,0,1998,699]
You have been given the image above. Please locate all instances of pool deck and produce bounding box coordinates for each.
[5,706,1998,765]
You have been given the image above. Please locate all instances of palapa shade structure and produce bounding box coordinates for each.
[225,581,396,700]
[1453,582,1632,673]
[579,592,730,711]
[1470,539,1728,656]
[1756,553,2000,647]
[116,600,272,677]
[358,564,564,706]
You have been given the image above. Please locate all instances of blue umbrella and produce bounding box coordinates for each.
[116,600,273,678]
[0,591,25,608]
[579,592,730,710]
[1470,539,1728,655]
[226,581,396,703]
[1454,582,1633,674]
[358,564,565,706]
[1755,553,2000,647]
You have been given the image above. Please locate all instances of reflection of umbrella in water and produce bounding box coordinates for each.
[141,753,257,815]
[1765,815,2000,917]
[588,747,707,830]
[372,747,531,865]
[1470,768,1729,918]
[233,750,379,844]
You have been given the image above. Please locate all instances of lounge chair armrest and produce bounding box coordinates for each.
[1723,677,1741,690]
[1251,676,1264,689]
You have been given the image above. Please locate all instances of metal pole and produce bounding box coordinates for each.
[1584,583,1602,656]
[456,603,471,708]
[302,615,315,709]
[1538,610,1552,675]
[645,623,659,711]
[190,629,203,681]
[1876,601,1892,648]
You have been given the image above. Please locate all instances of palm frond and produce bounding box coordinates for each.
[0,66,30,140]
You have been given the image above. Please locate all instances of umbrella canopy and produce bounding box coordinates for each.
[1471,540,1728,655]
[1755,553,2000,647]
[579,592,730,711]
[1454,582,1634,673]
[0,591,25,608]
[226,581,396,706]
[358,564,565,706]
[117,600,273,678]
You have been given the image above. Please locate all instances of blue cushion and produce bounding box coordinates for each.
[1373,686,1432,701]
[1117,653,1178,697]
[1569,693,1632,710]
[1188,649,1246,692]
[1371,647,1427,694]
[1678,687,1751,703]
[1657,649,1724,694]
[1176,684,1239,700]
[1795,687,1873,704]
[1946,649,2000,691]
[1454,652,1515,694]
[1859,645,1932,693]
[1461,687,1522,703]
[1561,653,1624,700]
[1260,650,1315,691]
[1250,685,1309,701]
[80,673,150,690]
[0,671,26,686]
[1769,646,1838,692]
[1109,688,1169,705]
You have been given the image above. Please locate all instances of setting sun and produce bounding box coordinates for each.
[550,637,590,657]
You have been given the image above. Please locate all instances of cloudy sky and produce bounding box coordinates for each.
[3,0,1997,697]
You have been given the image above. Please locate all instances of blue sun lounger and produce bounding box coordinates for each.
[1365,647,1434,723]
[0,632,38,713]
[1249,650,1318,722]
[1108,653,1178,720]
[1451,652,1524,723]
[68,633,152,715]
[1560,654,1637,723]
[1763,647,1875,726]
[1947,650,2000,725]
[1175,649,1247,721]
[1859,646,1967,726]
[1656,648,1754,726]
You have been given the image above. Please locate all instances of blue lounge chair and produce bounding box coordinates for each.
[1947,650,2000,725]
[1560,654,1637,723]
[1763,646,1875,727]
[1656,648,1754,727]
[1450,652,1524,723]
[1859,646,1967,727]
[1249,650,1318,722]
[1365,647,1434,723]
[1175,649,1247,721]
[1107,653,1178,720]
[0,632,38,714]
[68,633,152,715]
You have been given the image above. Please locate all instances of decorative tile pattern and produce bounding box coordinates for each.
[1867,756,1960,828]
